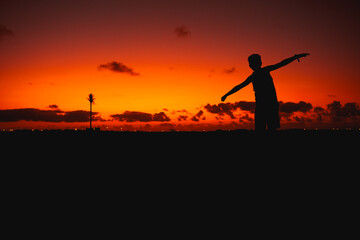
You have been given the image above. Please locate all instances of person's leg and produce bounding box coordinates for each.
[267,105,280,133]
[255,107,266,132]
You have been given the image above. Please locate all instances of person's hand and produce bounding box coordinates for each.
[221,95,227,102]
[295,53,310,61]
[298,53,310,58]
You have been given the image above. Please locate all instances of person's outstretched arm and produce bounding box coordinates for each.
[264,53,310,72]
[221,76,252,101]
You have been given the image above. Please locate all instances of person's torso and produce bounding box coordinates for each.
[251,69,278,104]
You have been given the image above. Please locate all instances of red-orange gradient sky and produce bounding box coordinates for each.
[0,0,359,130]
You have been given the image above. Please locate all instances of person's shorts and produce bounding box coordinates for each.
[255,103,280,130]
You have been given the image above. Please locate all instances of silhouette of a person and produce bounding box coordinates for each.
[221,53,310,131]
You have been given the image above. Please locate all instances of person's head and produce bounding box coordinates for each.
[248,54,262,71]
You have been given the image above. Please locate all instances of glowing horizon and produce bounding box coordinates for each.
[1,0,359,131]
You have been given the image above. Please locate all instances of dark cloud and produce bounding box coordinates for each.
[63,110,92,122]
[280,101,360,128]
[0,108,62,122]
[314,106,325,113]
[152,112,171,122]
[204,103,237,119]
[239,114,254,123]
[327,101,360,121]
[48,104,59,109]
[98,61,140,76]
[177,109,189,113]
[204,101,256,119]
[177,115,188,121]
[191,110,205,122]
[309,101,360,123]
[174,26,191,38]
[223,67,236,74]
[279,101,313,114]
[313,107,325,122]
[111,111,152,122]
[205,101,315,122]
[0,108,103,122]
[0,25,14,41]
[111,111,170,122]
[236,101,256,113]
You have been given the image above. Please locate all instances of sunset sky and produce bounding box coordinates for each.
[1,0,359,130]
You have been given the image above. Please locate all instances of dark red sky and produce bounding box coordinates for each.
[0,0,359,130]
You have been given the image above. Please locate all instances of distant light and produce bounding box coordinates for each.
[9,129,13,132]
[74,128,77,131]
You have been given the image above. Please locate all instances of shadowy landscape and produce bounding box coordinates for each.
[1,2,359,225]
[2,129,358,159]
[2,128,358,214]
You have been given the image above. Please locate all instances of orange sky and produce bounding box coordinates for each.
[0,0,359,130]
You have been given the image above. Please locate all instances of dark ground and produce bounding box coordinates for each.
[2,129,358,179]
[1,129,358,234]
[1,129,358,158]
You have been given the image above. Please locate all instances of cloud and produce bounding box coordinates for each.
[204,101,256,119]
[177,115,188,121]
[0,25,14,41]
[309,101,360,123]
[0,107,103,122]
[174,26,191,38]
[98,61,140,76]
[327,101,360,121]
[0,108,62,122]
[48,104,59,109]
[191,110,205,122]
[279,101,360,128]
[111,111,170,122]
[314,106,325,113]
[279,101,313,114]
[204,103,237,119]
[63,110,94,122]
[204,100,315,122]
[2,100,359,130]
[152,112,171,122]
[239,114,254,123]
[236,101,256,113]
[223,67,236,74]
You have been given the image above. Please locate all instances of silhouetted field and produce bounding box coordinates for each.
[2,129,357,211]
[2,129,358,156]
